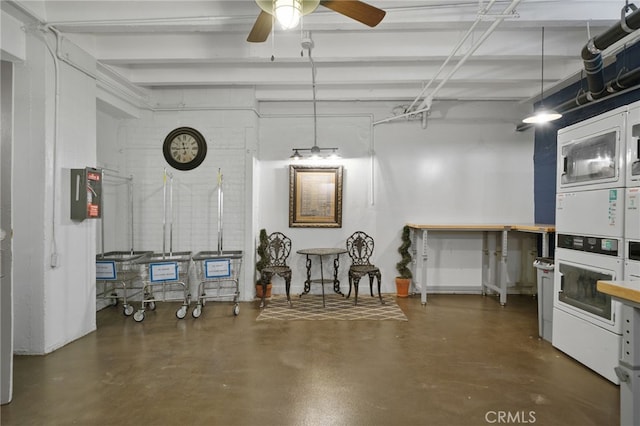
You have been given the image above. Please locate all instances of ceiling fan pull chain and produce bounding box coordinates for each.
[271,13,275,61]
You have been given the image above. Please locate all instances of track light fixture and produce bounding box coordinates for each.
[290,146,339,160]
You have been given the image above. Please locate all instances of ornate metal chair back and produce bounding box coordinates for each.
[347,231,375,266]
[267,232,291,267]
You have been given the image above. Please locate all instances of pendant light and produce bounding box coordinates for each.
[290,36,339,161]
[522,27,562,124]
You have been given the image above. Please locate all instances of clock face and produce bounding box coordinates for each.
[162,127,207,170]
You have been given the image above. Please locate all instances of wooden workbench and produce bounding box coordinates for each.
[597,280,640,426]
[407,223,555,305]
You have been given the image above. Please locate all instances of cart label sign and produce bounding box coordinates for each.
[149,262,179,282]
[96,261,117,280]
[204,259,231,278]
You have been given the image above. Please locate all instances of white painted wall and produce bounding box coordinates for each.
[96,96,536,301]
[256,101,535,296]
[96,88,259,302]
[12,28,97,354]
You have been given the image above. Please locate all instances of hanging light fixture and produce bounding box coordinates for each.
[274,0,303,30]
[291,35,339,161]
[523,27,562,124]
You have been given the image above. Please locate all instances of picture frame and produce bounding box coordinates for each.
[289,165,343,228]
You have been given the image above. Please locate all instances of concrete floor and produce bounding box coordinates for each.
[1,294,619,426]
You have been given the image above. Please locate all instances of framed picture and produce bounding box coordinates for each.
[289,165,343,228]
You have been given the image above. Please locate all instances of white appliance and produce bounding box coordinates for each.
[557,105,627,192]
[554,107,629,385]
[626,101,640,187]
[626,187,640,239]
[624,239,640,281]
[553,236,623,384]
[556,189,623,238]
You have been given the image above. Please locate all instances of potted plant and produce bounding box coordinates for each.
[395,225,413,297]
[255,228,272,298]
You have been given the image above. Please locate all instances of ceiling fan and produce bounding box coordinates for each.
[247,0,386,42]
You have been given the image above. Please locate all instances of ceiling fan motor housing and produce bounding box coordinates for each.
[255,0,321,16]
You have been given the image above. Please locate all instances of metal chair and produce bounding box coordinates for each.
[259,232,292,308]
[346,231,384,305]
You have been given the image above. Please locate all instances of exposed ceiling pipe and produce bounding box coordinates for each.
[549,66,640,114]
[515,4,640,131]
[515,62,640,132]
[581,3,640,100]
[412,0,522,112]
[404,0,499,113]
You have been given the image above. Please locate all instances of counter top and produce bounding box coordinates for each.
[406,223,555,232]
[511,224,555,232]
[597,280,640,306]
[406,224,509,231]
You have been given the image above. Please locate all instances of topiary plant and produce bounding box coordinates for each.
[256,228,269,277]
[396,225,413,279]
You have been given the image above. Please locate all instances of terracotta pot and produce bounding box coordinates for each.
[255,283,272,298]
[395,277,411,298]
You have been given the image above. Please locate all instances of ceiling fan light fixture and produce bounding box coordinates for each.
[274,0,302,30]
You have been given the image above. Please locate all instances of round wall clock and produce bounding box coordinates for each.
[162,127,208,171]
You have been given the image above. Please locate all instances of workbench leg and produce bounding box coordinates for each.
[482,232,490,296]
[618,306,640,426]
[420,229,428,305]
[499,229,508,306]
[541,231,549,258]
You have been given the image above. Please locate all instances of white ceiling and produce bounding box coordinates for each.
[4,0,639,109]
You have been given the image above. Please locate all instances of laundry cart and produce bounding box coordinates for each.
[192,251,243,318]
[96,251,151,316]
[133,251,192,322]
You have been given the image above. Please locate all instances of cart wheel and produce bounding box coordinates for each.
[176,306,187,319]
[148,301,156,311]
[123,305,134,316]
[110,293,118,306]
[192,305,202,318]
[233,304,240,316]
[133,310,145,322]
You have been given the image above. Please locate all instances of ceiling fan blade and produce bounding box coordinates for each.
[320,0,386,27]
[247,10,272,43]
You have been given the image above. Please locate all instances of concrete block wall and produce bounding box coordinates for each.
[97,89,258,303]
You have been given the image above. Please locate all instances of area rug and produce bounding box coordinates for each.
[256,294,408,321]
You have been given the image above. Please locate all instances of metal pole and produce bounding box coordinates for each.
[129,176,134,255]
[169,173,174,256]
[218,169,223,254]
[100,198,105,258]
[162,168,167,259]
